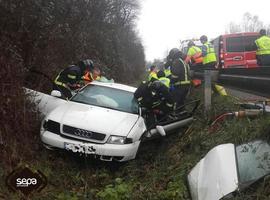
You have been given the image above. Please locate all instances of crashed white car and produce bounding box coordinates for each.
[29,82,194,162]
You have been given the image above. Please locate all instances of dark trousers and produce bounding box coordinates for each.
[256,55,270,66]
[52,83,72,99]
[171,85,190,108]
[145,104,171,128]
[203,62,217,70]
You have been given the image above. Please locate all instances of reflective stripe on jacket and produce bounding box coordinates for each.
[255,35,270,55]
[54,65,82,87]
[172,58,191,86]
[202,42,217,64]
[54,73,69,89]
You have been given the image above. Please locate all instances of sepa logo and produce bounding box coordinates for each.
[6,166,47,196]
[16,177,37,187]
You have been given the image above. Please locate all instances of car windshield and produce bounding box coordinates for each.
[70,84,138,114]
[236,140,270,188]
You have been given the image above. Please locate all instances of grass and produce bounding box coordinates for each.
[1,86,270,199]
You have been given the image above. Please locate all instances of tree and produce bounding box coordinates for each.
[227,12,265,34]
[0,0,145,87]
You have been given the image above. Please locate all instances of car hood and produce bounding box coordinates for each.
[47,101,139,137]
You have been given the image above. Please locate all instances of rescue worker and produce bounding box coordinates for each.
[134,80,175,127]
[157,70,170,88]
[134,81,153,111]
[149,80,175,115]
[184,41,203,69]
[53,59,93,99]
[82,66,101,84]
[255,29,270,66]
[148,65,158,82]
[200,35,217,69]
[167,48,191,108]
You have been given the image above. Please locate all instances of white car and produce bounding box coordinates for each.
[32,82,194,162]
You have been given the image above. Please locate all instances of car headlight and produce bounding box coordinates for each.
[107,136,133,144]
[42,119,61,135]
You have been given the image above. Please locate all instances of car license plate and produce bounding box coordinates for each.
[64,142,96,154]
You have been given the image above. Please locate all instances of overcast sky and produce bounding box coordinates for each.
[137,0,270,61]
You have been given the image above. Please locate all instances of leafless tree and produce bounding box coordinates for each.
[226,12,266,34]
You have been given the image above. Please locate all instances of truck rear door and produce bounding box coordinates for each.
[242,35,260,68]
[224,36,245,68]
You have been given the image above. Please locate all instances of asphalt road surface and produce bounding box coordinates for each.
[225,87,268,101]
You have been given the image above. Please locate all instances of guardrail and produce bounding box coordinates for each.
[191,67,270,98]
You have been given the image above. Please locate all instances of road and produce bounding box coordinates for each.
[225,87,268,101]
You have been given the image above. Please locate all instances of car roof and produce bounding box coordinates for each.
[90,81,137,93]
[221,32,259,38]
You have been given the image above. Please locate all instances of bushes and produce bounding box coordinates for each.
[0,50,41,169]
[0,0,145,89]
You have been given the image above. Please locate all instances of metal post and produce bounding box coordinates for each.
[204,70,212,116]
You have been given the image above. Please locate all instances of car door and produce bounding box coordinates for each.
[243,35,260,68]
[224,36,246,68]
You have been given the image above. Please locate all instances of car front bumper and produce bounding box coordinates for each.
[41,131,140,162]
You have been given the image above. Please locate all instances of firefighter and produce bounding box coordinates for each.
[255,29,270,66]
[148,65,158,82]
[53,59,93,99]
[167,48,191,108]
[200,35,217,69]
[185,40,203,69]
[134,80,175,128]
[149,80,175,115]
[134,81,153,111]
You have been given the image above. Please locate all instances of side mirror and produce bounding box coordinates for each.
[50,90,62,97]
[156,125,166,136]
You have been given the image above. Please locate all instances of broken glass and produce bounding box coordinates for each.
[236,140,270,188]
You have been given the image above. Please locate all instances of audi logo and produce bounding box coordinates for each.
[74,129,93,138]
